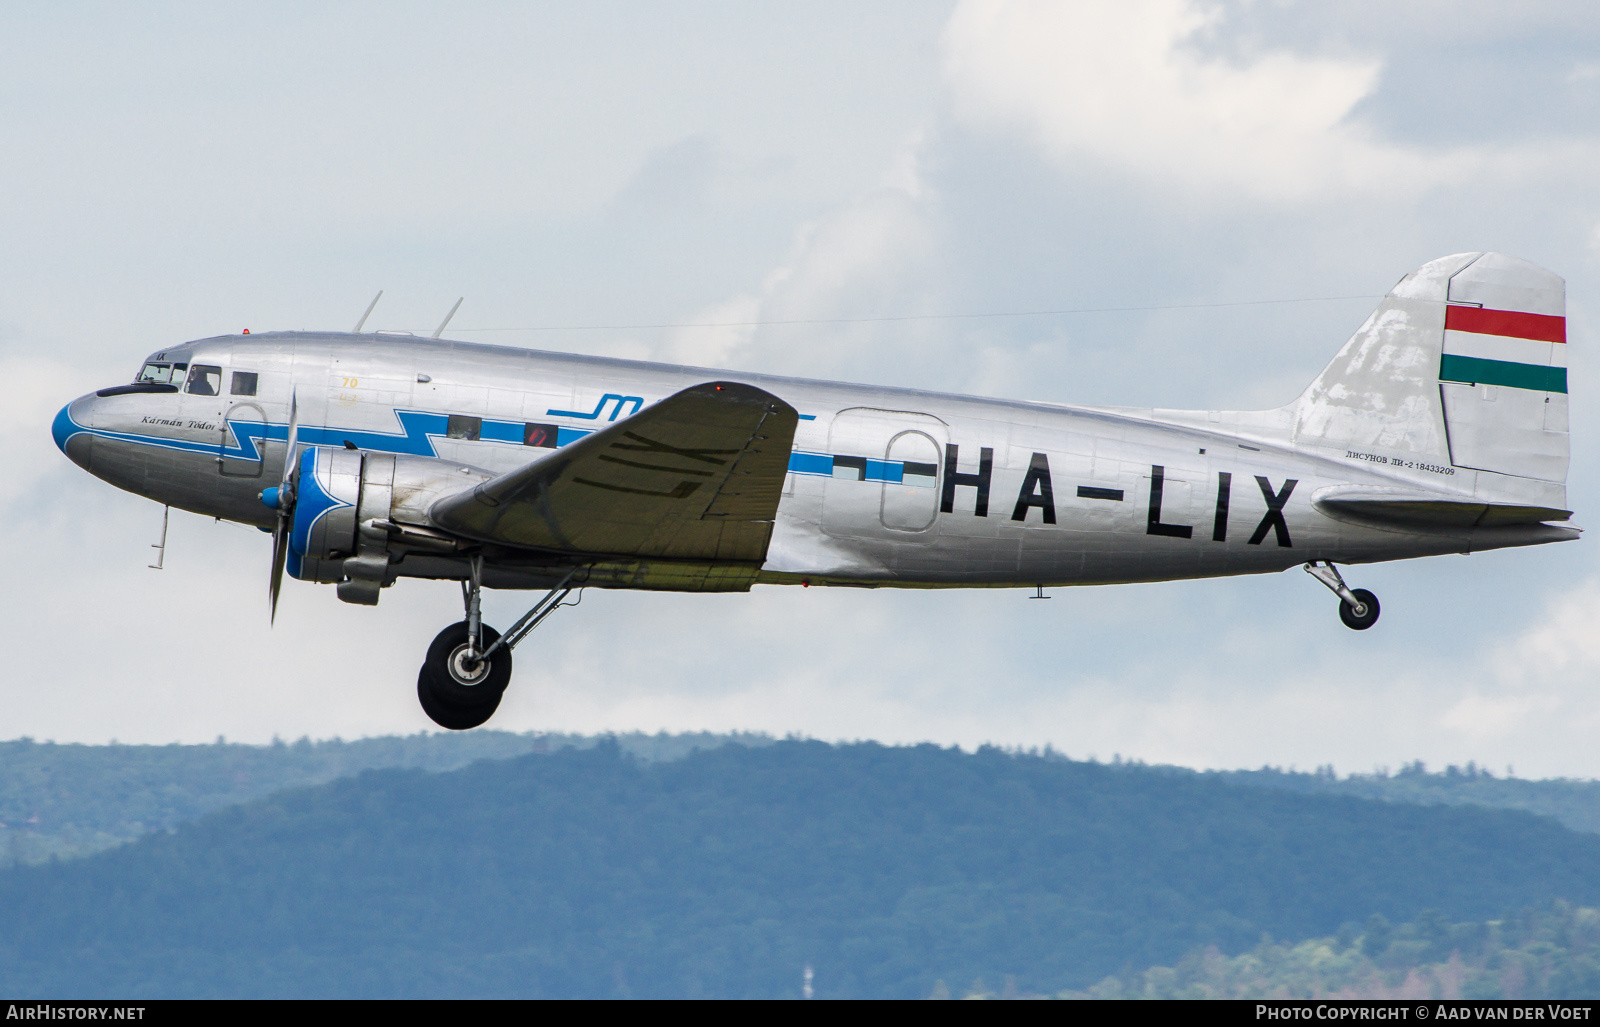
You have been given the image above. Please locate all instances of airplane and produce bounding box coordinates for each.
[53,252,1575,729]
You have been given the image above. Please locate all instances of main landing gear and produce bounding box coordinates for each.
[1304,561,1380,631]
[417,561,577,730]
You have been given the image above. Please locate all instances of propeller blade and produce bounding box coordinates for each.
[268,389,300,623]
[269,520,289,624]
[281,390,299,490]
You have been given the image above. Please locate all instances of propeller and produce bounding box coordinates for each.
[265,390,300,623]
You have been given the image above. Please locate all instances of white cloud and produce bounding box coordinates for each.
[941,0,1445,200]
[1491,577,1600,685]
[1437,695,1552,743]
[659,294,764,370]
[1569,62,1600,85]
[0,355,101,512]
[1402,575,1600,760]
[655,174,941,382]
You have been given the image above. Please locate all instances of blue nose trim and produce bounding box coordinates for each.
[52,403,83,455]
[260,486,281,511]
[290,448,351,557]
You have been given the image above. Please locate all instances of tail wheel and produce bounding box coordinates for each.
[1339,588,1381,631]
[417,621,513,730]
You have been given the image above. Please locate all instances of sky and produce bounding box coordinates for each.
[6,1,1600,777]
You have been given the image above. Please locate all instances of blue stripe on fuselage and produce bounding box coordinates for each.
[784,453,911,483]
[70,406,922,485]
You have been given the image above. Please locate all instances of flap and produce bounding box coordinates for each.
[429,381,799,562]
[1312,484,1571,528]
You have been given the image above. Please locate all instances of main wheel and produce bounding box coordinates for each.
[1338,588,1380,630]
[417,671,501,730]
[417,621,514,730]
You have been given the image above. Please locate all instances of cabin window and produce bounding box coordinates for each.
[137,362,171,384]
[185,365,222,397]
[446,415,482,441]
[901,461,938,488]
[230,371,258,397]
[523,422,558,448]
[832,456,867,481]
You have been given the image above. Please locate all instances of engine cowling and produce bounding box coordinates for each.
[286,446,396,604]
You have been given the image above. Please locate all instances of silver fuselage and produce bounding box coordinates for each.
[54,331,1572,590]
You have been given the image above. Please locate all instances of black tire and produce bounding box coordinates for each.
[1339,588,1380,630]
[422,621,513,707]
[417,670,501,730]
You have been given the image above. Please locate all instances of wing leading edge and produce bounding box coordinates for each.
[429,381,799,564]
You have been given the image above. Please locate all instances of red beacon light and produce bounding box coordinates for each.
[242,329,250,334]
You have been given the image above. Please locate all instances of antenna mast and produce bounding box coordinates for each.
[353,290,383,333]
[433,297,463,339]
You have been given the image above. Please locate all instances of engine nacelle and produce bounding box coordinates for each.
[286,447,396,604]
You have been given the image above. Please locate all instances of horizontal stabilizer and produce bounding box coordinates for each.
[1312,484,1571,529]
[429,381,799,563]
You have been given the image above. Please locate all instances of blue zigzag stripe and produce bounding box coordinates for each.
[226,411,599,460]
[58,406,915,483]
[56,408,599,463]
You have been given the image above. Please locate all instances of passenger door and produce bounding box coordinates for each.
[218,370,265,478]
[821,408,947,539]
[881,430,941,531]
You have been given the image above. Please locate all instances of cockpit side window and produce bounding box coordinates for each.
[230,371,258,396]
[186,364,222,397]
[137,362,172,384]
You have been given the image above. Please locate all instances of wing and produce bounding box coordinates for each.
[429,381,799,562]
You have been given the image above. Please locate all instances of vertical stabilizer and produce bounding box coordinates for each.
[1291,252,1568,494]
[1291,253,1476,464]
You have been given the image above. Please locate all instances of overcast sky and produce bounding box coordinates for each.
[6,1,1600,778]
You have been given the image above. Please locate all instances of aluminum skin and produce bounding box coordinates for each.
[53,252,1578,599]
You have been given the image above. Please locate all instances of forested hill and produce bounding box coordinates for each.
[1071,904,1600,1000]
[0,730,772,865]
[4,741,1600,999]
[7,732,1600,869]
[1211,762,1600,837]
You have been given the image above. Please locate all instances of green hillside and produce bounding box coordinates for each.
[6,733,1600,872]
[0,730,770,865]
[2,741,1599,998]
[1213,761,1600,837]
[1061,903,1600,1000]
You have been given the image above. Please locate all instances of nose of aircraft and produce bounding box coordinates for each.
[52,394,97,470]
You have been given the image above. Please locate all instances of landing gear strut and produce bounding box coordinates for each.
[1304,561,1380,631]
[417,561,578,730]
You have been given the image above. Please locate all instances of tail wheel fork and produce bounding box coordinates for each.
[1304,561,1380,631]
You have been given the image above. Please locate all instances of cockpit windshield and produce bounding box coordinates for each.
[136,360,187,385]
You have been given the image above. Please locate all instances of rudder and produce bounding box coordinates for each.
[1436,253,1566,483]
[1291,252,1568,488]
